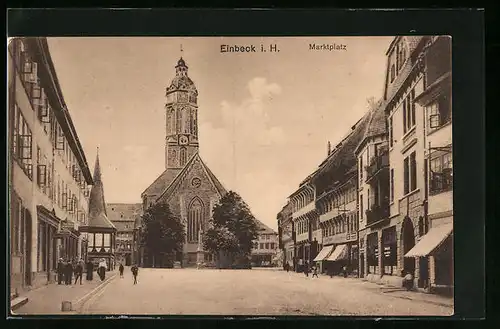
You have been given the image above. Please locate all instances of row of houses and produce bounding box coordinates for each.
[8,37,117,296]
[277,36,452,294]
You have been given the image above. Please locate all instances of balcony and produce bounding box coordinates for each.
[366,149,389,184]
[365,201,390,226]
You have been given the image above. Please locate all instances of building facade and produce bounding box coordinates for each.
[139,57,229,268]
[107,203,142,266]
[8,38,94,294]
[277,202,294,270]
[251,220,279,267]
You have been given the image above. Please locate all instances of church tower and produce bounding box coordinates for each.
[165,57,199,169]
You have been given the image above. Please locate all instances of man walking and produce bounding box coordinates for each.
[131,264,138,285]
[64,259,73,285]
[57,258,64,285]
[312,264,319,278]
[74,259,84,285]
[119,263,124,278]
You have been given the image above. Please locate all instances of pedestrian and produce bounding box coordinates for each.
[98,259,107,281]
[285,262,290,273]
[86,259,94,281]
[342,265,348,278]
[57,258,64,285]
[74,258,84,285]
[131,264,138,285]
[64,259,73,285]
[304,262,309,277]
[312,265,319,278]
[119,263,124,278]
[403,271,414,291]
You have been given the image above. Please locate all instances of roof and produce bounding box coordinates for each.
[354,100,387,154]
[155,152,227,203]
[255,218,277,235]
[310,110,372,183]
[86,153,116,230]
[34,38,93,184]
[142,168,181,197]
[106,203,142,228]
[112,220,135,232]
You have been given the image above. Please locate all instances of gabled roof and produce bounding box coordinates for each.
[155,152,227,203]
[106,203,142,224]
[354,100,387,154]
[87,153,116,230]
[142,168,181,197]
[255,218,277,235]
[112,220,135,232]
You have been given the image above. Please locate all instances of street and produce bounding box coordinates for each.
[83,268,453,316]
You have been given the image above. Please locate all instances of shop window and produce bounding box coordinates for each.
[382,227,397,275]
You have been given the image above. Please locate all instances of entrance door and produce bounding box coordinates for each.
[125,254,131,266]
[419,256,429,288]
[402,216,416,275]
[23,210,32,286]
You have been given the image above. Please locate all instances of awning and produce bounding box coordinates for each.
[404,223,453,257]
[327,244,348,261]
[313,245,334,262]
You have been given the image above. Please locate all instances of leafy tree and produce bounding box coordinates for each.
[140,202,185,268]
[203,191,259,268]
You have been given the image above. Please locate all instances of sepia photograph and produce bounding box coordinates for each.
[8,35,453,317]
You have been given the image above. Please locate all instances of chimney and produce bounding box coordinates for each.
[327,141,332,156]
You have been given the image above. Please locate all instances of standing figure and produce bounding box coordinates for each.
[98,259,107,281]
[403,271,414,291]
[342,265,348,278]
[303,261,309,277]
[86,259,94,281]
[74,259,84,285]
[284,262,290,273]
[131,264,138,285]
[312,265,319,278]
[65,259,73,285]
[57,258,64,285]
[119,263,124,278]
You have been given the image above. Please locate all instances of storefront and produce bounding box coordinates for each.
[36,206,61,282]
[382,226,397,275]
[313,244,334,273]
[326,244,348,275]
[366,232,379,275]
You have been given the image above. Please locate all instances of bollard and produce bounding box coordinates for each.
[61,301,72,312]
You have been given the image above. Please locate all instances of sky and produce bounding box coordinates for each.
[47,36,393,231]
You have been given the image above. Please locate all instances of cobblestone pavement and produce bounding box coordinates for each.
[13,271,117,315]
[85,268,453,316]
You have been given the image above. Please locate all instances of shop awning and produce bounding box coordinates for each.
[313,245,334,262]
[404,223,453,258]
[327,244,348,261]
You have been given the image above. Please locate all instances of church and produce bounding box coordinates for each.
[137,56,228,268]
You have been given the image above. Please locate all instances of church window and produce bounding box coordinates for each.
[181,107,190,134]
[168,109,176,135]
[176,108,182,134]
[188,198,203,243]
[180,147,187,166]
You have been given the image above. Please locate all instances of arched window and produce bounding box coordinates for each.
[181,107,189,133]
[188,198,203,243]
[180,147,187,166]
[168,109,175,135]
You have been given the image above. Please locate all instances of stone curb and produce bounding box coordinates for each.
[10,296,29,311]
[74,272,118,314]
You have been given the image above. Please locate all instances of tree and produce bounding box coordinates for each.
[140,202,185,268]
[203,191,259,268]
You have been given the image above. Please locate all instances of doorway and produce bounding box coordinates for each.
[125,254,131,266]
[419,256,429,288]
[360,253,365,278]
[23,210,32,286]
[402,216,416,275]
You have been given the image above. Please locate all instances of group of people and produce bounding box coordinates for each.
[57,258,87,285]
[283,261,349,279]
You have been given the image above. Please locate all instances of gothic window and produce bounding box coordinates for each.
[190,110,197,137]
[180,147,187,166]
[181,107,190,134]
[188,198,203,243]
[168,109,175,135]
[176,108,182,134]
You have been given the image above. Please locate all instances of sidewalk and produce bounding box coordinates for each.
[11,270,118,315]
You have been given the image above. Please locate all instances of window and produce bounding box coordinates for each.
[12,104,33,179]
[389,117,393,148]
[390,64,395,82]
[404,151,417,195]
[265,243,269,249]
[403,90,416,134]
[360,194,364,220]
[367,189,371,210]
[428,94,451,131]
[359,155,363,183]
[430,151,453,194]
[390,169,395,203]
[188,198,203,243]
[260,243,264,249]
[180,147,187,166]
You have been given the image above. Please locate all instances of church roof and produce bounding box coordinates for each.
[155,152,227,203]
[87,153,116,230]
[142,168,181,197]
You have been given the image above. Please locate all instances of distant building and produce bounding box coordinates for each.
[277,202,294,269]
[107,203,142,266]
[251,220,279,267]
[8,37,93,294]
